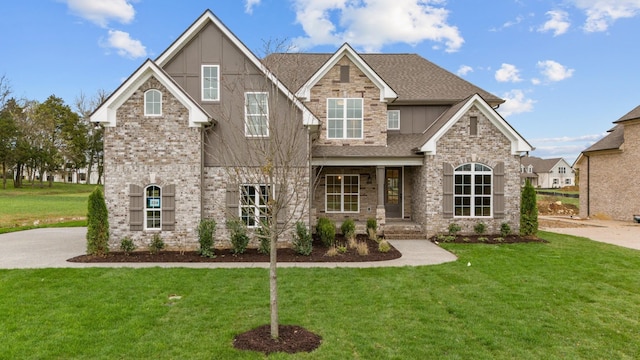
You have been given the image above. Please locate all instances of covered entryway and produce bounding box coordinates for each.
[385,167,402,218]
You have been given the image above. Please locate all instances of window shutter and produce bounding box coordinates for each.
[226,184,239,219]
[129,184,143,231]
[162,184,176,231]
[493,162,505,219]
[443,163,454,219]
[340,65,350,82]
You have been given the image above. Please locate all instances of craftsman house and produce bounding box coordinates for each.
[574,104,640,221]
[91,10,532,249]
[519,156,574,188]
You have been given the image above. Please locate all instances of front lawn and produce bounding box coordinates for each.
[1,231,639,359]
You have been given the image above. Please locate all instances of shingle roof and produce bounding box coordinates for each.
[263,53,502,104]
[520,156,563,173]
[312,133,424,158]
[582,125,624,152]
[614,104,640,123]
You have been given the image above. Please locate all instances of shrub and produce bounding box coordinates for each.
[256,226,270,255]
[336,244,347,254]
[500,222,511,237]
[520,179,539,236]
[197,218,217,258]
[325,247,338,257]
[366,218,377,232]
[149,233,165,254]
[478,237,489,243]
[227,219,250,255]
[474,222,486,235]
[347,236,357,249]
[340,219,356,238]
[356,241,369,256]
[119,237,136,255]
[367,227,379,243]
[86,187,109,256]
[292,221,312,256]
[378,239,391,253]
[316,217,336,247]
[494,237,505,243]
[448,223,461,235]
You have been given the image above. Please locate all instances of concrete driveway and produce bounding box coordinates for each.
[540,216,640,250]
[0,227,457,269]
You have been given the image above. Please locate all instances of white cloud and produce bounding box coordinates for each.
[245,0,262,14]
[292,0,464,52]
[65,0,135,27]
[538,10,571,36]
[497,89,535,117]
[532,134,606,143]
[571,0,640,32]
[457,65,473,76]
[104,30,147,59]
[531,78,541,85]
[537,60,574,82]
[495,63,522,83]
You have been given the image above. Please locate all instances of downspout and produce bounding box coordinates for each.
[307,126,313,229]
[586,154,590,218]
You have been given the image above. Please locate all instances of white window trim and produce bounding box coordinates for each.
[327,98,364,139]
[387,110,400,130]
[144,185,162,230]
[240,184,271,228]
[325,174,360,213]
[454,164,493,218]
[201,65,220,102]
[244,92,269,137]
[144,89,162,117]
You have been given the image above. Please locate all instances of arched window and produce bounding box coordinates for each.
[145,185,161,230]
[144,89,162,116]
[454,163,492,217]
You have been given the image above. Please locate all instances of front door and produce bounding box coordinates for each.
[385,167,402,218]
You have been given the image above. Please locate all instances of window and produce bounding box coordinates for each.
[527,165,533,174]
[145,185,161,230]
[454,163,492,217]
[553,178,559,186]
[245,92,269,137]
[144,89,162,116]
[241,184,270,227]
[558,167,566,174]
[327,98,363,139]
[387,110,400,130]
[326,175,359,213]
[202,65,219,101]
[565,178,572,185]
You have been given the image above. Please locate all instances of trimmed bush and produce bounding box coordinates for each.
[520,179,539,236]
[316,217,336,247]
[500,222,511,237]
[474,222,487,235]
[227,219,250,255]
[119,237,136,255]
[149,233,164,254]
[197,218,217,258]
[340,219,356,238]
[448,223,461,235]
[366,218,377,233]
[256,226,270,255]
[86,187,109,256]
[292,221,312,256]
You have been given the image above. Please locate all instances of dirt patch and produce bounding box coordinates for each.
[538,199,579,216]
[233,324,322,355]
[68,235,401,263]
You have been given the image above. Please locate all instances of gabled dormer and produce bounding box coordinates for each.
[298,44,397,147]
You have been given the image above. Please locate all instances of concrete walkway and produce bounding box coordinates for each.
[540,216,640,250]
[0,228,457,269]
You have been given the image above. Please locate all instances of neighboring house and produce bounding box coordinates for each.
[574,104,640,221]
[90,10,532,249]
[519,156,575,188]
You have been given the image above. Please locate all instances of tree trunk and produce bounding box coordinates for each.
[270,215,279,339]
[2,162,6,189]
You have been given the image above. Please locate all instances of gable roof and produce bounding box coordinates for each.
[520,156,568,173]
[263,53,503,105]
[155,9,319,126]
[419,94,532,155]
[614,104,640,123]
[91,59,211,127]
[582,125,624,153]
[292,43,397,102]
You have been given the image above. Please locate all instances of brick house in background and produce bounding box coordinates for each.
[90,10,532,249]
[519,156,575,188]
[574,104,640,221]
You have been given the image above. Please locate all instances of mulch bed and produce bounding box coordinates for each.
[68,234,401,263]
[233,324,322,355]
[429,234,547,244]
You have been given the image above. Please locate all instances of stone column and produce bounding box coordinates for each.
[376,166,386,231]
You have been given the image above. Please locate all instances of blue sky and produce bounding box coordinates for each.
[2,0,639,163]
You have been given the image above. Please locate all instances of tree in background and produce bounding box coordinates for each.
[520,179,538,236]
[75,90,109,184]
[86,186,109,256]
[0,99,19,189]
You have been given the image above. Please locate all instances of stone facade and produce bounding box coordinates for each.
[308,57,388,146]
[104,76,203,250]
[578,120,640,220]
[412,106,522,236]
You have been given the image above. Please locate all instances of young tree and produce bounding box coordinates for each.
[520,178,538,236]
[86,186,109,255]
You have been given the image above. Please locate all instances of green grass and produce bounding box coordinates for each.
[0,183,97,232]
[1,231,639,359]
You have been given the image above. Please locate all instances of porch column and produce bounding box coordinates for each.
[376,166,386,230]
